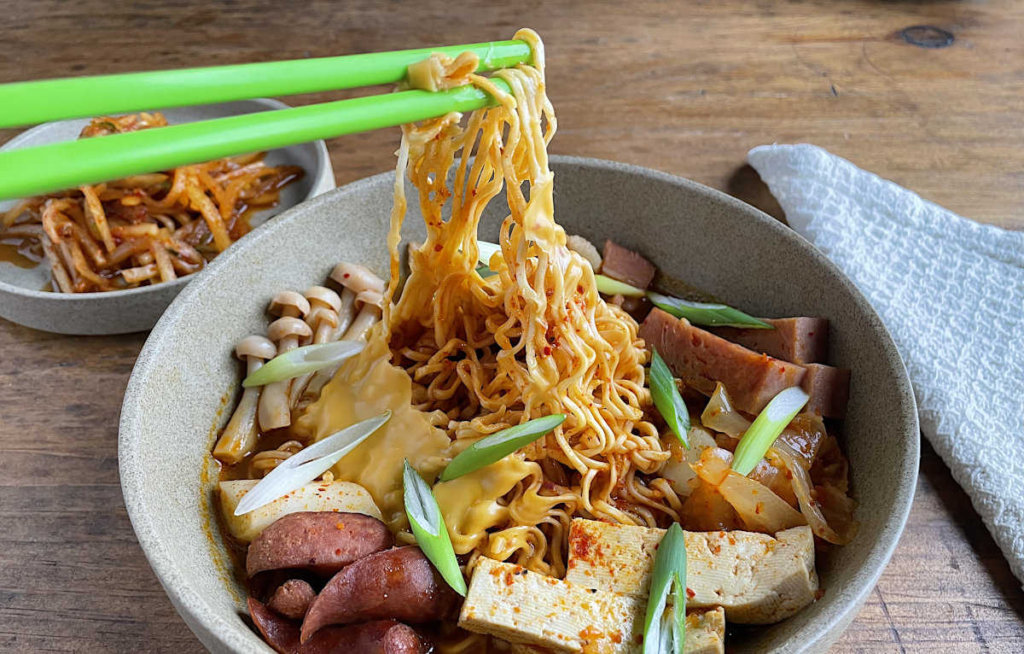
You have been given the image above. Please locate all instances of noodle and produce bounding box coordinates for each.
[375,29,676,578]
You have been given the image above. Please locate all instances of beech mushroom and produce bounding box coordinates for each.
[213,335,276,464]
[258,292,312,431]
[301,264,386,401]
[289,286,342,406]
[330,262,386,296]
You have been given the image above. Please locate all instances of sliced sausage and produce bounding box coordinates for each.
[710,317,829,364]
[246,511,394,577]
[267,579,317,620]
[601,240,656,289]
[800,363,851,419]
[640,309,806,414]
[249,598,428,654]
[300,546,459,643]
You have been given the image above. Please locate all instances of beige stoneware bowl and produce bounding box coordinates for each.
[119,156,919,653]
[0,98,335,335]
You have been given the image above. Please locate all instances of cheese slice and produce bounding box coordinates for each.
[461,557,725,653]
[218,479,381,543]
[565,519,818,624]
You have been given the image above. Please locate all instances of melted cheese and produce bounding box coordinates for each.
[433,456,537,555]
[296,336,450,529]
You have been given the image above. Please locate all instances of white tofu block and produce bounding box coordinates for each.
[565,518,818,624]
[460,557,726,653]
[218,479,381,543]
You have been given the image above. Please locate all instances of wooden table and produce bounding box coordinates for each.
[1,1,1022,651]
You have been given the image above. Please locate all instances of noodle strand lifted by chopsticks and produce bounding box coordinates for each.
[382,29,676,578]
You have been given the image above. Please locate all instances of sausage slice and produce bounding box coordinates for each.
[267,579,317,620]
[249,598,428,653]
[246,511,394,577]
[300,546,459,643]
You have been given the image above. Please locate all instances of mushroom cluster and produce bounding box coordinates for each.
[211,261,387,468]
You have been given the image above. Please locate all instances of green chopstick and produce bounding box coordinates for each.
[0,80,512,200]
[0,40,531,128]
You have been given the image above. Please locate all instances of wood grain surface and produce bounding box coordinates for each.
[1,1,1022,652]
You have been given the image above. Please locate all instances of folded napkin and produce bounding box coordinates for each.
[747,144,1024,586]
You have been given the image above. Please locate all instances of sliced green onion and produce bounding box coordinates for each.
[242,340,365,387]
[595,274,645,298]
[440,414,566,481]
[731,387,809,476]
[647,291,772,329]
[649,348,689,447]
[475,263,496,278]
[643,523,686,654]
[403,460,467,596]
[233,411,390,515]
[477,240,501,267]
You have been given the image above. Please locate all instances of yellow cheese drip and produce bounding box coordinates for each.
[296,334,450,530]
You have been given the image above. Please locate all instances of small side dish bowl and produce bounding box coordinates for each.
[119,157,919,653]
[0,98,335,335]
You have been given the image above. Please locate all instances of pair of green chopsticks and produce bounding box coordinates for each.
[0,40,532,200]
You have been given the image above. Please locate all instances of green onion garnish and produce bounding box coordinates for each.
[477,240,501,267]
[440,414,566,481]
[643,523,687,654]
[233,411,390,515]
[476,264,496,278]
[731,386,809,476]
[403,460,467,596]
[647,291,772,329]
[649,348,689,447]
[242,340,365,387]
[595,274,646,298]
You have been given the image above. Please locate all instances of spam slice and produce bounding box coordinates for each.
[710,317,829,365]
[800,363,851,419]
[565,519,818,624]
[219,479,382,543]
[460,557,725,653]
[602,240,656,289]
[639,309,806,414]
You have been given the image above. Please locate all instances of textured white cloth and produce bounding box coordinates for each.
[748,144,1024,586]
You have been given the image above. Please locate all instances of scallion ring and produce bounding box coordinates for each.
[233,411,390,515]
[242,340,365,387]
[731,386,809,476]
[643,522,687,654]
[595,274,645,298]
[403,460,467,596]
[440,414,566,481]
[649,348,689,447]
[647,292,772,329]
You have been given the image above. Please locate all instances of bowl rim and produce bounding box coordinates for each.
[0,97,332,303]
[119,155,919,653]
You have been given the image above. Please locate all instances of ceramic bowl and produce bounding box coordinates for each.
[119,156,919,653]
[0,99,335,335]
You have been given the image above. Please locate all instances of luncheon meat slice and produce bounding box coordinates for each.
[710,317,829,365]
[249,598,428,654]
[246,511,394,577]
[601,240,656,289]
[800,363,851,419]
[301,546,459,643]
[639,308,806,414]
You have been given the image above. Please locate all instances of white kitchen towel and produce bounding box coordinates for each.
[748,144,1024,586]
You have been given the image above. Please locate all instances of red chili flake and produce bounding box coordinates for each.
[686,587,696,599]
[577,285,584,294]
[434,244,443,252]
[343,273,350,279]
[543,346,552,356]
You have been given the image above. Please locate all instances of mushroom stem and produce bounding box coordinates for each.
[332,288,357,340]
[258,296,312,432]
[301,304,381,403]
[213,355,264,464]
